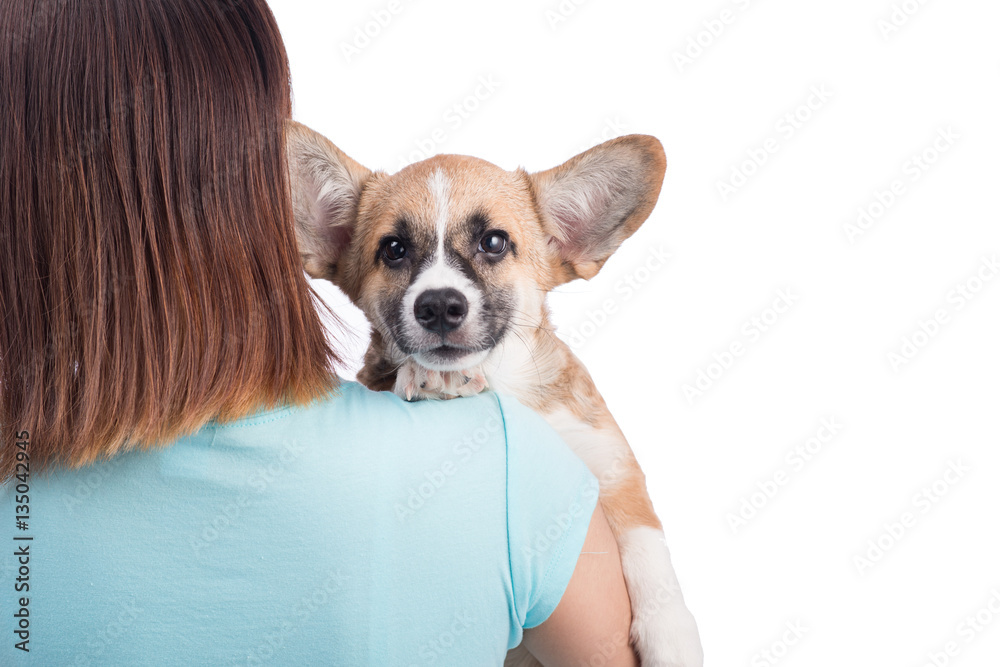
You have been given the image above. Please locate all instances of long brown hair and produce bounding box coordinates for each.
[0,0,340,478]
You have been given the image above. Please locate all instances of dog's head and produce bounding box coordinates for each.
[286,121,666,372]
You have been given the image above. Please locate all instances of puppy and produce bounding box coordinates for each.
[286,121,703,667]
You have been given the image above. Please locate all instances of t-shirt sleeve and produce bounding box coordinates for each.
[496,393,601,634]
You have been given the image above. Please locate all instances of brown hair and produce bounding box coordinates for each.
[0,0,340,479]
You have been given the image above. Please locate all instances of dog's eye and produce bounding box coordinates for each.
[381,238,407,263]
[478,232,508,255]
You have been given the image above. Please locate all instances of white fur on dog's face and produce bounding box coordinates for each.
[285,121,667,373]
[397,169,489,370]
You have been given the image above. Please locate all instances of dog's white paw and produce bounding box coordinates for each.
[620,526,704,667]
[631,598,703,667]
[393,358,488,401]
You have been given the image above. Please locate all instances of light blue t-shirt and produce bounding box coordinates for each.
[0,381,599,666]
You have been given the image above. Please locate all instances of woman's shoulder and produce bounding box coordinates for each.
[205,379,572,480]
[270,380,513,464]
[314,380,572,451]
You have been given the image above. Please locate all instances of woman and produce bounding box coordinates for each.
[0,0,637,664]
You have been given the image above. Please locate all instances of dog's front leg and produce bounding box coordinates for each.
[598,464,703,667]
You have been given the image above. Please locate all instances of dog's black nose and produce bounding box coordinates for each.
[414,288,468,333]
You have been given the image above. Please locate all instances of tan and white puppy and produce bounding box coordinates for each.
[286,121,702,667]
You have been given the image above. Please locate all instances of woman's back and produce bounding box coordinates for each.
[0,1,636,663]
[2,382,597,665]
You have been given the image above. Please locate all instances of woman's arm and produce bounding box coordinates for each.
[521,503,638,666]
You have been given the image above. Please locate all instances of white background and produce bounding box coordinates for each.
[272,1,1000,664]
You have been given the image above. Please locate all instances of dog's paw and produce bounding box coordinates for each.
[631,599,703,667]
[393,359,488,402]
[619,527,704,667]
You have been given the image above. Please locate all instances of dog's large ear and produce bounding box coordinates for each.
[285,121,373,280]
[528,135,666,281]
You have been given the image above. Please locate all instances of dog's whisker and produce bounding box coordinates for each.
[501,326,546,389]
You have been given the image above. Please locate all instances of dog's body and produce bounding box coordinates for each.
[287,122,702,666]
